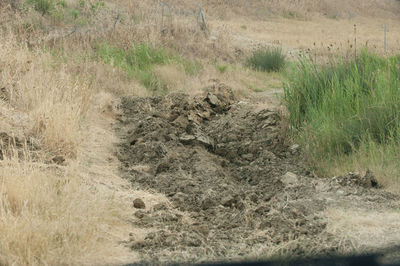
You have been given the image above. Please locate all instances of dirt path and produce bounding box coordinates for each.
[115,83,400,264]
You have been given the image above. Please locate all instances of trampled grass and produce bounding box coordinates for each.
[284,50,400,188]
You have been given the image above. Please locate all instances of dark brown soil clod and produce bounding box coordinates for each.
[133,198,146,209]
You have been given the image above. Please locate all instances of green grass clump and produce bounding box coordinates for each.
[246,47,286,72]
[217,64,228,73]
[27,0,104,25]
[97,42,171,73]
[27,0,54,15]
[97,42,193,92]
[284,50,400,166]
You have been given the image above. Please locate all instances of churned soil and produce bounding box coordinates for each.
[116,83,399,264]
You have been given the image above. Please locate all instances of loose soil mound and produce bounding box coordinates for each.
[116,84,399,264]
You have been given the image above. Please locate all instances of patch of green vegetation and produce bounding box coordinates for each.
[56,0,67,8]
[69,8,80,19]
[78,0,85,8]
[181,59,202,76]
[26,0,105,25]
[216,64,228,73]
[89,1,104,13]
[27,0,54,15]
[96,42,196,92]
[246,47,286,72]
[284,50,400,175]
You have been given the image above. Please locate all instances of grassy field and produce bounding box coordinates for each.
[1,0,400,264]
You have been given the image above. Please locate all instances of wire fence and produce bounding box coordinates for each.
[53,2,208,40]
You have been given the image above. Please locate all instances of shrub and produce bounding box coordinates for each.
[246,46,286,72]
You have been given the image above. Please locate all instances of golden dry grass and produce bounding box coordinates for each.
[125,0,400,20]
[325,208,400,253]
[0,30,138,265]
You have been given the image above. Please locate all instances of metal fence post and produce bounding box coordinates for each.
[195,3,208,34]
[384,24,387,54]
[160,2,172,33]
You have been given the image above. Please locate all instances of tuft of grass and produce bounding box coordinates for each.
[27,0,54,15]
[68,8,80,19]
[284,50,400,187]
[56,0,66,8]
[89,0,104,13]
[96,42,172,91]
[246,46,286,72]
[217,64,228,73]
[97,42,171,74]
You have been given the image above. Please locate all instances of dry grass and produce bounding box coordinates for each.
[1,0,400,264]
[153,64,186,91]
[0,36,88,158]
[325,208,400,253]
[119,0,400,21]
[312,144,400,194]
[200,0,400,20]
[221,16,400,61]
[0,157,134,265]
[0,29,138,265]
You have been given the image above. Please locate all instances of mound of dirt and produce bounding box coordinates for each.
[116,84,399,264]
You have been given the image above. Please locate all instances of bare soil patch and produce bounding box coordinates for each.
[116,84,400,264]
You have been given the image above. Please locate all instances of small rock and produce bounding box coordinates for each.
[222,195,240,208]
[196,134,214,149]
[201,198,215,210]
[363,169,380,188]
[281,172,299,186]
[179,134,196,145]
[336,190,345,195]
[290,144,300,153]
[52,155,66,165]
[206,93,220,107]
[133,198,146,209]
[128,232,135,241]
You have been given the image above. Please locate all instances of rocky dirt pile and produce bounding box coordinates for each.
[116,84,398,264]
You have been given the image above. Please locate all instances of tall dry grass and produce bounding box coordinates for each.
[0,27,135,265]
[181,0,400,20]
